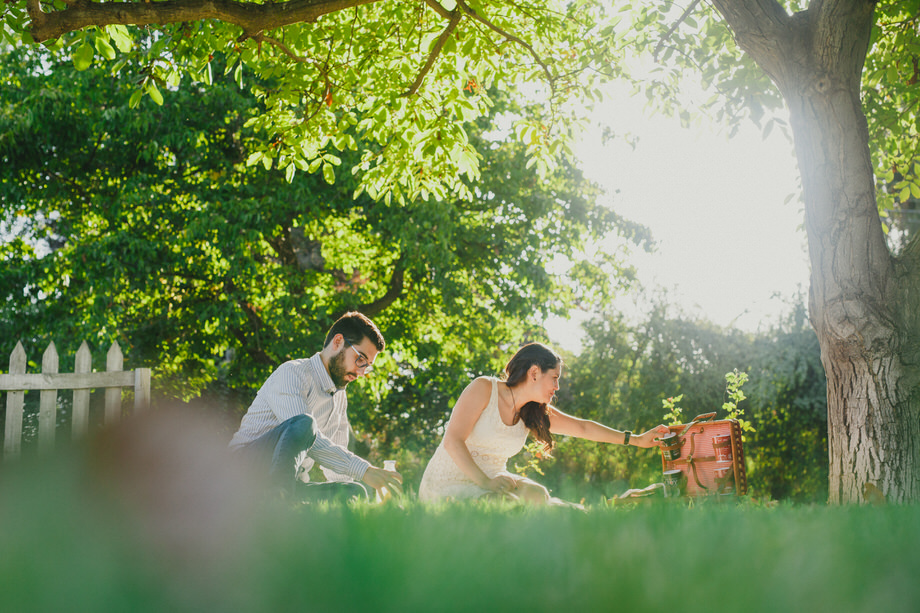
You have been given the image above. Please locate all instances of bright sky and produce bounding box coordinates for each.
[546,85,811,354]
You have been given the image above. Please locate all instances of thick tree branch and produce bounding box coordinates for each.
[401,8,462,97]
[456,0,553,86]
[423,0,452,21]
[28,0,383,43]
[707,0,802,83]
[333,255,406,321]
[224,282,277,364]
[708,0,793,46]
[653,0,702,62]
[246,32,309,62]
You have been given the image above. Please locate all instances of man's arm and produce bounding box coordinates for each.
[307,431,372,481]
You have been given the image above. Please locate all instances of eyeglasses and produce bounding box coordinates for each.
[349,345,373,373]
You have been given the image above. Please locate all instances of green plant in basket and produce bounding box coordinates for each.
[723,369,755,439]
[662,394,684,426]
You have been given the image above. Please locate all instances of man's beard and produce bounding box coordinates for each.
[328,349,351,389]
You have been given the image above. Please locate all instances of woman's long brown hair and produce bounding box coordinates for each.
[502,342,561,452]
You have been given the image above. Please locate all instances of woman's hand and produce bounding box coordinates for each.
[485,474,517,496]
[632,424,672,448]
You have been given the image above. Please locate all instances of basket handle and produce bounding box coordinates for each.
[678,412,717,437]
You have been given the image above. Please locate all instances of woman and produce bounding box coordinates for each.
[419,342,669,504]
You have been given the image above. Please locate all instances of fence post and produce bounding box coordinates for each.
[38,342,59,455]
[134,367,151,411]
[104,342,123,424]
[3,342,26,460]
[72,341,92,439]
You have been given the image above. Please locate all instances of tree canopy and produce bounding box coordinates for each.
[0,44,645,411]
[6,0,919,227]
[4,1,626,204]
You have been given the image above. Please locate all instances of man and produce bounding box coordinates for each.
[229,311,402,502]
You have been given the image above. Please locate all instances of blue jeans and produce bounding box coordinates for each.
[239,415,368,502]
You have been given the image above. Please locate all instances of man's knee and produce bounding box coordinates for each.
[282,414,317,448]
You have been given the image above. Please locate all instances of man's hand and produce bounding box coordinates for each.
[362,466,404,497]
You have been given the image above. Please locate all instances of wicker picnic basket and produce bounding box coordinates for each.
[660,412,748,497]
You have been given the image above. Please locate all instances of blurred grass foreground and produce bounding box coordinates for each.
[0,407,916,613]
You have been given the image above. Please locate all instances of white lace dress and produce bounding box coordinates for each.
[419,377,530,501]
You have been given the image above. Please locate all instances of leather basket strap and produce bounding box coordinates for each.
[662,441,682,453]
[669,431,716,490]
[678,412,717,437]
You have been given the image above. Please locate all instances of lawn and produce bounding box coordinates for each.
[0,409,914,613]
[1,455,915,613]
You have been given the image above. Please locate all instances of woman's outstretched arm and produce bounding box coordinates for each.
[548,408,669,448]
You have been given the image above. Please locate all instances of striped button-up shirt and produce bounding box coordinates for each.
[229,353,371,482]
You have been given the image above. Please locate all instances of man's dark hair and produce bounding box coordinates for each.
[324,312,385,351]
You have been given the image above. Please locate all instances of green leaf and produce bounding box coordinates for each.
[762,120,774,139]
[107,25,134,52]
[234,62,244,89]
[165,70,181,88]
[322,162,335,184]
[147,82,164,106]
[886,64,899,84]
[128,89,143,108]
[94,36,116,60]
[73,42,94,71]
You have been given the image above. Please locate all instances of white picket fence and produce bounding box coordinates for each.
[0,340,151,460]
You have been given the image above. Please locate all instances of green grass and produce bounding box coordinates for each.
[1,461,916,613]
[0,409,915,613]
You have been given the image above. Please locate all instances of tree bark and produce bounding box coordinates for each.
[712,0,920,502]
[27,0,381,42]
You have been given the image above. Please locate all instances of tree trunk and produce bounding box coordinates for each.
[711,0,920,502]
